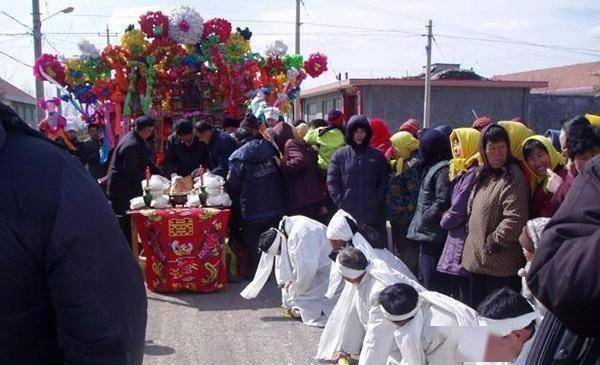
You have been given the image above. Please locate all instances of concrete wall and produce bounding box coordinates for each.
[361,85,530,131]
[527,94,600,132]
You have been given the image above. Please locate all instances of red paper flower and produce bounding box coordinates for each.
[265,57,285,75]
[140,11,170,39]
[304,52,328,78]
[34,54,66,85]
[203,18,232,43]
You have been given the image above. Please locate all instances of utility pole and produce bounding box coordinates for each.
[295,0,301,54]
[32,0,44,119]
[293,0,301,120]
[423,19,432,129]
[106,24,111,46]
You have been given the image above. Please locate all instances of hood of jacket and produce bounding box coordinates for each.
[0,101,47,150]
[229,138,277,163]
[369,118,391,148]
[420,128,452,166]
[345,114,373,147]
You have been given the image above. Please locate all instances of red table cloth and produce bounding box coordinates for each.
[131,208,231,293]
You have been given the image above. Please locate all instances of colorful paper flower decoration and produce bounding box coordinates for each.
[203,18,232,43]
[121,28,148,57]
[169,6,204,44]
[140,11,170,39]
[304,52,328,78]
[33,54,66,85]
[265,40,288,58]
[224,33,250,61]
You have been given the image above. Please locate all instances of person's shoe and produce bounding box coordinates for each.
[290,307,302,319]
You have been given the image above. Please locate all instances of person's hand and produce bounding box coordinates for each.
[545,168,563,194]
[522,248,535,262]
[283,280,292,290]
[273,156,281,167]
[332,351,351,362]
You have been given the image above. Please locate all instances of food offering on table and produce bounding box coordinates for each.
[33,5,328,149]
[169,175,194,206]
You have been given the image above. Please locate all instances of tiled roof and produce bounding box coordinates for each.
[493,61,600,94]
[0,77,36,105]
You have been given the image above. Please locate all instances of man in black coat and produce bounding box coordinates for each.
[108,116,159,241]
[163,119,207,177]
[78,123,111,181]
[0,101,147,364]
[327,115,390,235]
[195,120,238,178]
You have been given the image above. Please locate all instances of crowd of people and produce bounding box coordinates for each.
[2,95,599,364]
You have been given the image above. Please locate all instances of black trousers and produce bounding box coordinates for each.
[419,242,450,295]
[469,273,521,309]
[390,219,420,277]
[111,199,132,248]
[241,217,281,277]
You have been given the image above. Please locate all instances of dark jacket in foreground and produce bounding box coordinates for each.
[327,115,390,227]
[0,102,147,365]
[527,155,600,338]
[206,128,238,178]
[227,137,285,222]
[107,131,158,212]
[163,134,207,177]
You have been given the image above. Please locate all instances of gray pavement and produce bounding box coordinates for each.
[144,279,323,365]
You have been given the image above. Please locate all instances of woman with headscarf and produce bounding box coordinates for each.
[280,123,322,219]
[386,131,421,275]
[462,124,529,307]
[521,135,567,218]
[399,118,421,138]
[369,118,392,155]
[407,129,453,294]
[497,121,535,162]
[437,128,481,305]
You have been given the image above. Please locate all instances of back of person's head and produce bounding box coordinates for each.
[561,115,590,134]
[337,247,368,270]
[223,117,240,130]
[134,116,156,132]
[308,118,327,130]
[477,287,533,319]
[241,113,259,130]
[379,283,420,315]
[174,119,194,136]
[195,120,214,134]
[567,124,600,159]
[234,127,252,143]
[258,228,279,253]
[292,119,306,127]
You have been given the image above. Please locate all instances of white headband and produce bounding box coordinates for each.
[481,311,538,337]
[380,296,423,322]
[334,260,366,280]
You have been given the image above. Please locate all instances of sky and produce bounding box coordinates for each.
[1,0,599,98]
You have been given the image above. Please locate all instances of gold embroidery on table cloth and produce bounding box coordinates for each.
[168,217,194,237]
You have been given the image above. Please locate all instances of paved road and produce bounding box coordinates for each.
[143,279,323,365]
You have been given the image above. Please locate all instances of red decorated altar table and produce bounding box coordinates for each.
[129,207,231,293]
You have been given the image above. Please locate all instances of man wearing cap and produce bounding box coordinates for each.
[264,107,294,152]
[317,247,422,364]
[378,282,478,364]
[304,109,346,172]
[240,215,336,327]
[108,115,160,242]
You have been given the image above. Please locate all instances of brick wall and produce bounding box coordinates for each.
[361,85,530,131]
[527,94,600,132]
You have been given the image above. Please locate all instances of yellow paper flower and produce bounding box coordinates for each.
[65,58,89,86]
[224,33,250,60]
[121,29,148,56]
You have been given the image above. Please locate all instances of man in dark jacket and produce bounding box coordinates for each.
[227,120,285,276]
[78,123,111,181]
[195,120,238,178]
[163,118,207,177]
[327,115,390,238]
[0,102,147,364]
[525,155,600,364]
[108,116,159,241]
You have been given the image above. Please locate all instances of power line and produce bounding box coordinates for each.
[0,49,32,68]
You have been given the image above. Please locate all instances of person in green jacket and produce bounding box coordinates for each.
[304,109,346,172]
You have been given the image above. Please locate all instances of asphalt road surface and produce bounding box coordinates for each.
[144,279,322,365]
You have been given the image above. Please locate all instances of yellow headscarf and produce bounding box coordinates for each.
[449,128,481,181]
[497,121,535,161]
[585,114,600,128]
[390,131,419,174]
[521,135,566,193]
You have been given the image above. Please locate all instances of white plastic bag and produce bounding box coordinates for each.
[206,191,232,207]
[151,195,170,209]
[129,196,146,210]
[141,175,170,192]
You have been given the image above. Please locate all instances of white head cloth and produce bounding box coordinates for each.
[334,255,367,280]
[240,220,292,299]
[264,107,281,121]
[379,296,423,322]
[479,311,538,337]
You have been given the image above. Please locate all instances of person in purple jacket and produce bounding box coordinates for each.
[437,127,481,305]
